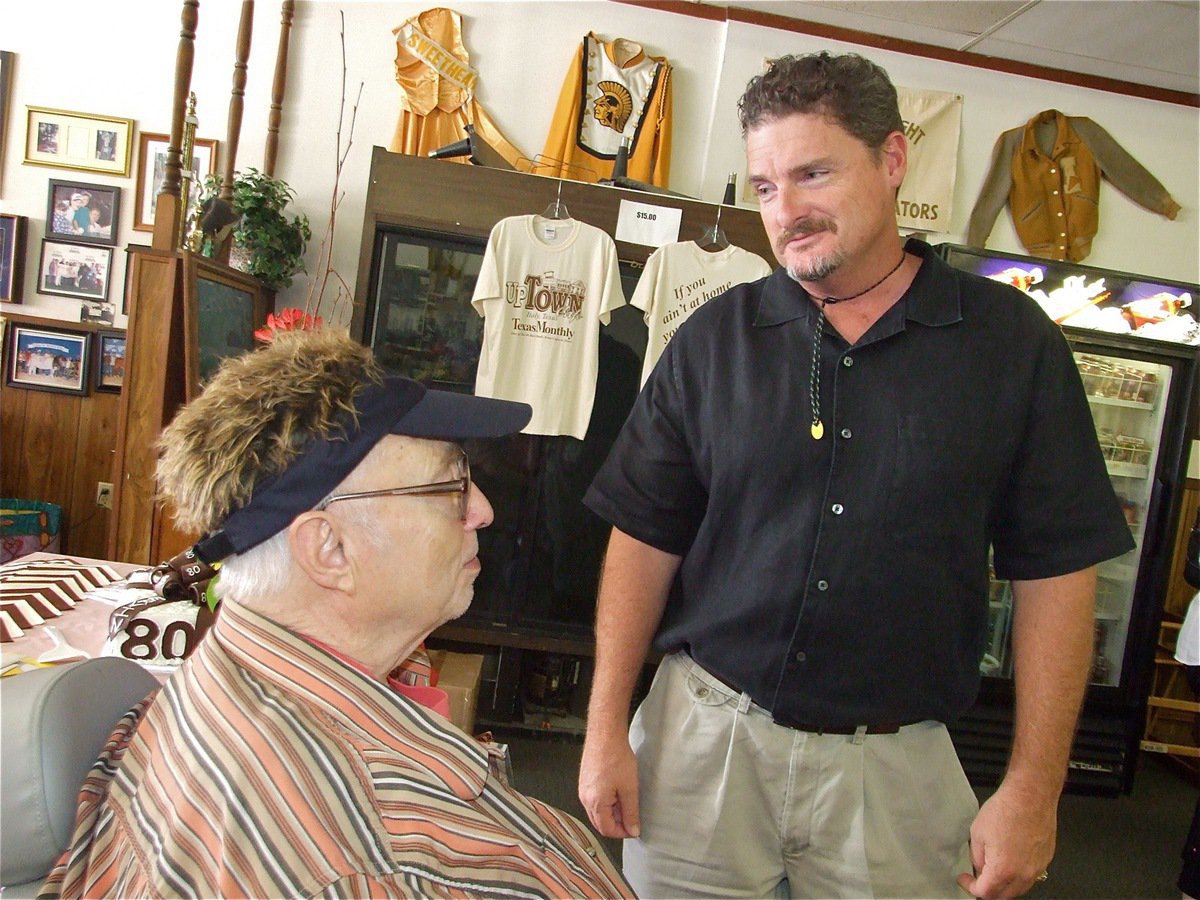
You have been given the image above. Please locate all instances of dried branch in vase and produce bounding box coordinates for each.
[302,10,363,330]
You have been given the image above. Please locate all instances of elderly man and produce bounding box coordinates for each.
[41,329,631,899]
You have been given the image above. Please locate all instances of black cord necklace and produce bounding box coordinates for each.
[807,252,906,440]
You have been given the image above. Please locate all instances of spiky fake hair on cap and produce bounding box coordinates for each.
[157,329,383,536]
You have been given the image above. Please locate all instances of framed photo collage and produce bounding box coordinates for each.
[6,92,218,334]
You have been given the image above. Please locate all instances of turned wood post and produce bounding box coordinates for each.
[263,0,295,177]
[220,0,254,204]
[152,0,199,250]
[212,0,254,263]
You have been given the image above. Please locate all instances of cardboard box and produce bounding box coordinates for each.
[429,650,485,733]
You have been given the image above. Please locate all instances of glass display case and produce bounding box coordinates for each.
[361,224,649,639]
[938,242,1199,794]
[984,351,1173,688]
[367,229,486,392]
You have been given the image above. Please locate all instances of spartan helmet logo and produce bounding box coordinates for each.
[593,80,634,133]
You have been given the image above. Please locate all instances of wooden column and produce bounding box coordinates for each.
[220,0,255,203]
[263,0,295,177]
[109,249,191,564]
[152,0,199,250]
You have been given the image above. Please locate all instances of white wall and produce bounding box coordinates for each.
[2,0,1196,330]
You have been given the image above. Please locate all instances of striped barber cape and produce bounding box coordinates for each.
[39,601,631,899]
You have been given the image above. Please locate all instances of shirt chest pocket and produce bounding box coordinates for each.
[885,414,993,536]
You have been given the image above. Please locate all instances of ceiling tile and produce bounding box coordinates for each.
[980,1,1199,89]
[787,0,1029,37]
[719,0,1199,94]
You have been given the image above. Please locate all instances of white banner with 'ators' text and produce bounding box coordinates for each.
[896,87,962,234]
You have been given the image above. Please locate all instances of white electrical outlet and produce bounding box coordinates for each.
[96,482,114,509]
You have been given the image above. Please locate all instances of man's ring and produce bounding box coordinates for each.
[1036,871,1049,883]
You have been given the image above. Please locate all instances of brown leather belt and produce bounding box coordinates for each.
[691,658,914,736]
[771,719,911,735]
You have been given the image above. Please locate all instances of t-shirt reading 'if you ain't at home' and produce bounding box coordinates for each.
[472,214,625,438]
[631,240,773,385]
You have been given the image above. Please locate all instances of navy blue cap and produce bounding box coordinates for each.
[193,377,530,562]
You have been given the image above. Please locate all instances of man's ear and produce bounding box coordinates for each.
[882,130,908,190]
[290,512,352,592]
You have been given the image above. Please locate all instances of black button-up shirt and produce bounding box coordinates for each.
[585,240,1134,725]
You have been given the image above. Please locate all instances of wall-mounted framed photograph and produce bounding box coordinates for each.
[134,131,219,232]
[94,329,126,393]
[81,300,116,327]
[37,239,114,302]
[4,322,91,396]
[0,213,27,303]
[24,106,134,177]
[45,179,121,246]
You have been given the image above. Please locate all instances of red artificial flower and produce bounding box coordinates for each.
[254,307,324,342]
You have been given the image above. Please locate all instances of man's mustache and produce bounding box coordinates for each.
[776,218,837,252]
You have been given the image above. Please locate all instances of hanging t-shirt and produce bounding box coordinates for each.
[472,215,626,438]
[631,240,773,385]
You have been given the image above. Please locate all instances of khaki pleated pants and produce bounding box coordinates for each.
[623,652,977,899]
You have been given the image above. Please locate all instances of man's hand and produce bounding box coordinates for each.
[957,570,1092,897]
[957,783,1056,899]
[578,733,641,839]
[578,529,679,840]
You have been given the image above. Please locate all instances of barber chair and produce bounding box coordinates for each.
[0,658,158,897]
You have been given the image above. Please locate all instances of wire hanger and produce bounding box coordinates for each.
[528,155,592,181]
[540,178,571,220]
[697,203,729,251]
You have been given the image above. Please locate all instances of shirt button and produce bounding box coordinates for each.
[1057,212,1064,217]
[842,356,854,367]
[1050,168,1057,174]
[840,427,852,439]
[795,651,807,663]
[1060,232,1067,237]
[831,503,844,514]
[816,579,829,591]
[1053,190,1059,195]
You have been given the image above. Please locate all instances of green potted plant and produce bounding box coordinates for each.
[197,168,311,292]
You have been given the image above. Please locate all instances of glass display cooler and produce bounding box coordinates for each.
[938,242,1200,794]
[360,225,649,640]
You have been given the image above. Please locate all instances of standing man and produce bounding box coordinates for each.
[579,52,1134,899]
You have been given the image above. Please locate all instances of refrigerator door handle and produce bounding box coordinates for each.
[1140,477,1169,580]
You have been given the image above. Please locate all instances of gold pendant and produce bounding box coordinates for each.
[811,420,824,440]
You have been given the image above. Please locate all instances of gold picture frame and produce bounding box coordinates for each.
[24,106,134,176]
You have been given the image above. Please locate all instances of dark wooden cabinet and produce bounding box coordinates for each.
[353,148,771,731]
[107,247,269,565]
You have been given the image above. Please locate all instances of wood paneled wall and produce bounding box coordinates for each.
[1,312,122,560]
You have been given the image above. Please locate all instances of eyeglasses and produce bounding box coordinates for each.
[314,450,471,520]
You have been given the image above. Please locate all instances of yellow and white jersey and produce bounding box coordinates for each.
[541,33,673,188]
